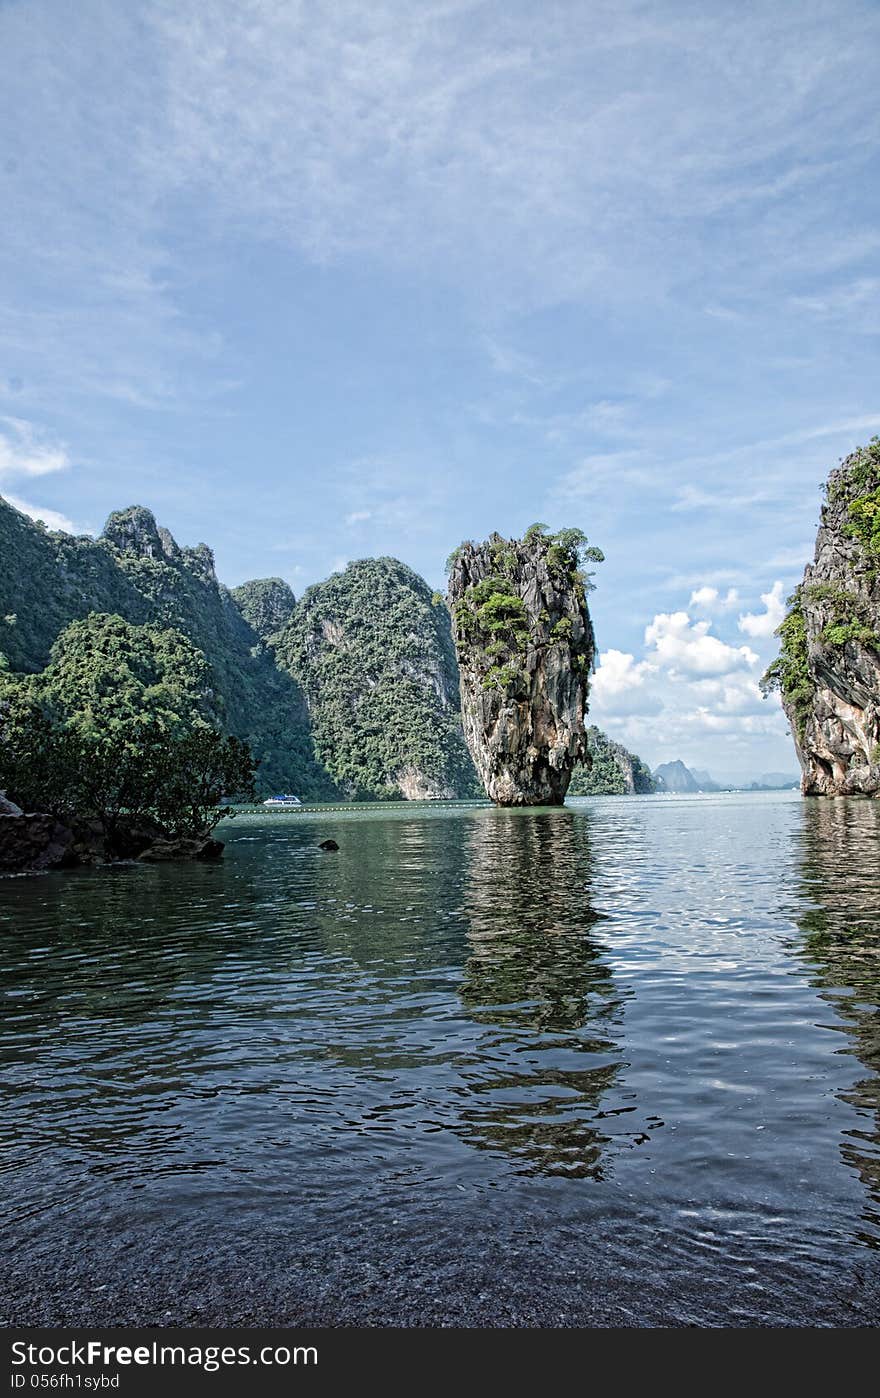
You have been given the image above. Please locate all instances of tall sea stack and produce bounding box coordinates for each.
[763,438,880,795]
[447,527,600,805]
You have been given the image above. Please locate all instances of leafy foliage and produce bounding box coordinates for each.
[0,497,334,797]
[568,727,656,795]
[449,527,601,694]
[826,435,880,502]
[846,489,880,557]
[277,558,480,799]
[0,614,256,837]
[230,577,297,642]
[824,436,880,556]
[761,589,814,740]
[544,527,605,593]
[799,582,880,650]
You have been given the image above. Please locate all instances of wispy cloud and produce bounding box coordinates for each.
[0,418,69,478]
[790,277,880,322]
[4,494,79,534]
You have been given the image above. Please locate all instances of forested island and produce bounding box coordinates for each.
[0,500,653,828]
[8,435,875,874]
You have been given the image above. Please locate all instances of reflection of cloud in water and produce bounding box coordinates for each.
[457,809,633,1178]
[793,799,880,1238]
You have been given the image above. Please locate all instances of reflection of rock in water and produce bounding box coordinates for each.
[458,809,629,1178]
[794,800,880,1230]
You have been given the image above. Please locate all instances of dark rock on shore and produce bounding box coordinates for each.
[139,835,224,862]
[0,806,224,874]
[0,812,74,872]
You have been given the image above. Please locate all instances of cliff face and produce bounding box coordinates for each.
[447,529,598,805]
[276,557,479,800]
[568,728,656,795]
[653,759,700,793]
[764,440,880,795]
[0,497,334,798]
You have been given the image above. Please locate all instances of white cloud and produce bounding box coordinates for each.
[148,2,880,310]
[671,484,770,513]
[345,509,373,525]
[592,648,654,697]
[644,611,758,675]
[590,649,660,715]
[0,418,69,478]
[687,672,765,715]
[5,494,78,534]
[553,451,655,502]
[738,580,786,638]
[689,585,740,611]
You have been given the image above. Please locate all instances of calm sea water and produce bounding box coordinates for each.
[2,792,879,1327]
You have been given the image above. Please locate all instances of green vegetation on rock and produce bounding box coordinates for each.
[568,727,656,795]
[277,557,479,800]
[230,577,296,643]
[451,527,603,697]
[761,589,814,740]
[823,436,880,566]
[764,439,880,793]
[804,582,880,652]
[0,497,335,798]
[827,435,880,503]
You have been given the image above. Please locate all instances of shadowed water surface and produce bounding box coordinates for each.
[2,792,879,1326]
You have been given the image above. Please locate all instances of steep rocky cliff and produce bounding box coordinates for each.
[568,728,656,795]
[447,527,599,804]
[763,438,880,795]
[653,759,700,793]
[277,557,479,800]
[0,497,334,798]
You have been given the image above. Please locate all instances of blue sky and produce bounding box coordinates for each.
[1,0,878,780]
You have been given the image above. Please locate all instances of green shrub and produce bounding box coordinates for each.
[846,489,880,556]
[761,591,814,740]
[0,614,256,836]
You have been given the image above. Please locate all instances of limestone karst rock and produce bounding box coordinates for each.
[230,577,296,643]
[763,439,880,795]
[567,728,656,795]
[447,528,599,805]
[276,557,478,800]
[0,495,333,798]
[652,759,700,793]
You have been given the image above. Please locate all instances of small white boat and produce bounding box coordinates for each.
[262,794,303,808]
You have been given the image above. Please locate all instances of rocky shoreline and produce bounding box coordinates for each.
[0,793,223,874]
